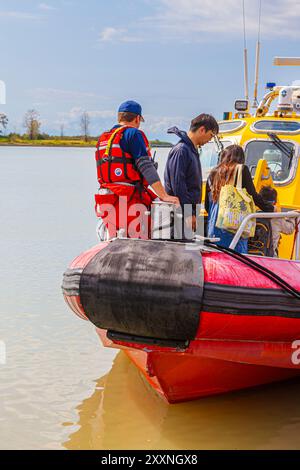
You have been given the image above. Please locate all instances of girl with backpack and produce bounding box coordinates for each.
[205,145,274,254]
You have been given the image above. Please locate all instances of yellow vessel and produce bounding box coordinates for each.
[200,57,300,259]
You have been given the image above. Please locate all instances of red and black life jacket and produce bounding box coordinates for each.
[95,126,152,186]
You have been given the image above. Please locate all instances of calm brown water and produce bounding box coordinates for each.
[64,352,300,450]
[1,146,300,450]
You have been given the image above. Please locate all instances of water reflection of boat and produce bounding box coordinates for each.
[63,352,168,450]
[64,352,300,450]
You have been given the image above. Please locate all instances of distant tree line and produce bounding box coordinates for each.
[0,109,172,146]
[0,109,92,141]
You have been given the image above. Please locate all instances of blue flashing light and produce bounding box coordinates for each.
[266,82,276,90]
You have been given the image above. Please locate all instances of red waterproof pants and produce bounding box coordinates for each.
[95,184,156,239]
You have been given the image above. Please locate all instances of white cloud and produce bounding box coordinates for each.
[0,3,56,21]
[98,27,143,43]
[99,27,123,42]
[58,106,85,119]
[54,106,184,137]
[55,107,115,133]
[32,102,50,107]
[148,0,300,40]
[28,88,100,102]
[0,11,41,20]
[88,109,115,119]
[58,107,115,120]
[143,114,189,135]
[38,3,56,11]
[97,0,300,44]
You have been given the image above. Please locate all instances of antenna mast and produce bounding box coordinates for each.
[252,0,262,108]
[242,0,249,101]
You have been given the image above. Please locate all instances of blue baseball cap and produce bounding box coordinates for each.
[118,100,144,121]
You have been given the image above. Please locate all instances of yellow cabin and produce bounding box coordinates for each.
[200,58,300,259]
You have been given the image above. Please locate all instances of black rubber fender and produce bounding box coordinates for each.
[79,239,203,341]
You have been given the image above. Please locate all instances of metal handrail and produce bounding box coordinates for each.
[229,211,300,257]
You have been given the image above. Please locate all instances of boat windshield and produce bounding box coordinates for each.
[200,140,232,180]
[245,140,296,182]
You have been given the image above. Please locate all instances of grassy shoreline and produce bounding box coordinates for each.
[0,138,97,148]
[0,137,172,148]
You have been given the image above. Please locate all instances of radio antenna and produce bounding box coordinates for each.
[242,0,249,101]
[252,0,262,108]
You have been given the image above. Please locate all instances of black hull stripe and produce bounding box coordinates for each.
[62,269,300,319]
[203,283,300,318]
[62,268,82,296]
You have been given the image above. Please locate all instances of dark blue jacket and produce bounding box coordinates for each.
[164,127,202,207]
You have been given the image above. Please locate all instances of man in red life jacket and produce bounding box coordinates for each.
[95,100,179,238]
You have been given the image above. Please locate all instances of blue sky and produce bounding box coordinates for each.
[1,0,300,140]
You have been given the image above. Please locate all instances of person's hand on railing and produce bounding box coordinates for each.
[160,194,180,206]
[151,181,180,207]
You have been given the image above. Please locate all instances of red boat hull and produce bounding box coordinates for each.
[96,328,300,403]
[63,240,300,403]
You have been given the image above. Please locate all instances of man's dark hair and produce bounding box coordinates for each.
[259,185,278,203]
[190,113,219,134]
[118,111,138,123]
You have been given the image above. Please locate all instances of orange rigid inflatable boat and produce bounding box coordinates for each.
[62,237,300,403]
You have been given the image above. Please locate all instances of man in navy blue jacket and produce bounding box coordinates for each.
[164,114,219,237]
